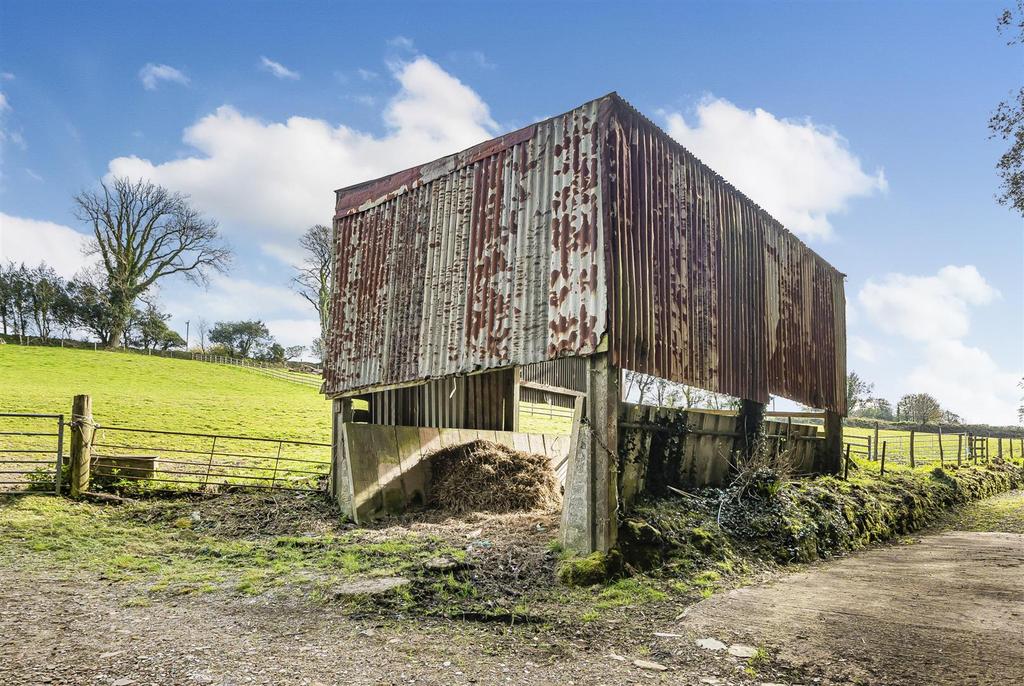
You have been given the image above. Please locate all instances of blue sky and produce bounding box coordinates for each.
[1,1,1021,423]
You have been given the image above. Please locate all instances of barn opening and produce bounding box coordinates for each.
[321,93,847,554]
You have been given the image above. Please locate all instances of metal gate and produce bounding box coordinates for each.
[0,413,65,494]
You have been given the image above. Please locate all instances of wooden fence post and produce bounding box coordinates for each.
[957,434,963,467]
[843,443,851,480]
[69,394,93,498]
[998,437,1003,461]
[909,429,915,469]
[873,421,880,461]
[880,441,887,476]
[938,427,945,468]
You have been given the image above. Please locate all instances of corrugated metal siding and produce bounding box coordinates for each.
[323,99,607,396]
[323,93,846,415]
[604,101,847,414]
[520,357,589,407]
[364,369,513,430]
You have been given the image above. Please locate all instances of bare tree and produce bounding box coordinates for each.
[991,2,1024,215]
[195,317,209,352]
[623,369,657,404]
[74,177,230,347]
[291,224,332,347]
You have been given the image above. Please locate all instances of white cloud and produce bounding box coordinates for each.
[356,68,378,81]
[260,242,304,267]
[0,214,93,279]
[259,56,300,80]
[264,317,321,349]
[0,92,9,112]
[849,336,879,363]
[0,72,13,81]
[663,97,886,239]
[856,265,1019,425]
[165,273,306,322]
[108,56,497,241]
[858,265,998,341]
[164,274,317,349]
[387,36,415,51]
[907,340,1021,425]
[139,63,190,90]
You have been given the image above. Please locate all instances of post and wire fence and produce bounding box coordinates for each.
[1,396,331,497]
[842,422,1024,477]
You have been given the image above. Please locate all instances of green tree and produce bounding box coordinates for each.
[135,303,174,352]
[159,329,186,352]
[896,393,943,424]
[73,177,230,347]
[68,266,117,344]
[209,320,272,358]
[845,371,874,414]
[853,397,895,421]
[28,264,64,343]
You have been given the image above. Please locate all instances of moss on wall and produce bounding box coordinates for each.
[620,461,1023,572]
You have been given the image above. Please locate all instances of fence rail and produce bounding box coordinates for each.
[0,413,64,494]
[191,353,323,389]
[88,424,331,493]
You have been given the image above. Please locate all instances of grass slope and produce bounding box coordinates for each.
[0,346,330,443]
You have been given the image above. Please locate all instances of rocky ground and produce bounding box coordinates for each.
[2,490,1022,685]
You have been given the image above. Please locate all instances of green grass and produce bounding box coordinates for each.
[0,346,331,442]
[0,495,456,599]
[936,489,1024,533]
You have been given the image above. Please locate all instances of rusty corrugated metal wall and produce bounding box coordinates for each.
[323,94,846,415]
[604,101,846,413]
[323,99,606,396]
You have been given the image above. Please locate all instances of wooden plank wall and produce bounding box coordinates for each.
[339,423,571,523]
[618,404,822,506]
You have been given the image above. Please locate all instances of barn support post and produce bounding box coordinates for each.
[821,411,843,475]
[560,352,620,554]
[332,397,355,516]
[736,399,766,464]
[510,367,522,432]
[69,394,93,498]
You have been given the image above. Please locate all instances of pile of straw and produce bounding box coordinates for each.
[428,440,560,514]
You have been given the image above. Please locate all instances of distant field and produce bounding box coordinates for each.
[0,346,332,443]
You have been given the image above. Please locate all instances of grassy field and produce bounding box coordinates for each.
[0,346,332,442]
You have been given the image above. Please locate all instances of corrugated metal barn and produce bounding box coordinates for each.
[323,93,847,552]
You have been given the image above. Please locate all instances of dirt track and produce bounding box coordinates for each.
[683,530,1024,685]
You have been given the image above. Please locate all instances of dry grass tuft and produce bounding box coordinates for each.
[428,440,560,514]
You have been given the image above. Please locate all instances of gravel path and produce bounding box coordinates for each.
[0,571,812,686]
[682,530,1024,686]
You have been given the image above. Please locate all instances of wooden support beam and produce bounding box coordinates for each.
[511,367,522,432]
[820,411,843,475]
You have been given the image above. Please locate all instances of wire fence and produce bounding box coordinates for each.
[0,413,64,494]
[190,353,323,389]
[89,425,331,493]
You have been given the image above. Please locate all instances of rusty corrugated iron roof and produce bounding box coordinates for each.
[323,93,847,414]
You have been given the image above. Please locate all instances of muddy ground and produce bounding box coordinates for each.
[2,490,1022,685]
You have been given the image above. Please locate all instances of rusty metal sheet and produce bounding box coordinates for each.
[324,93,846,415]
[323,99,607,397]
[604,98,847,414]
